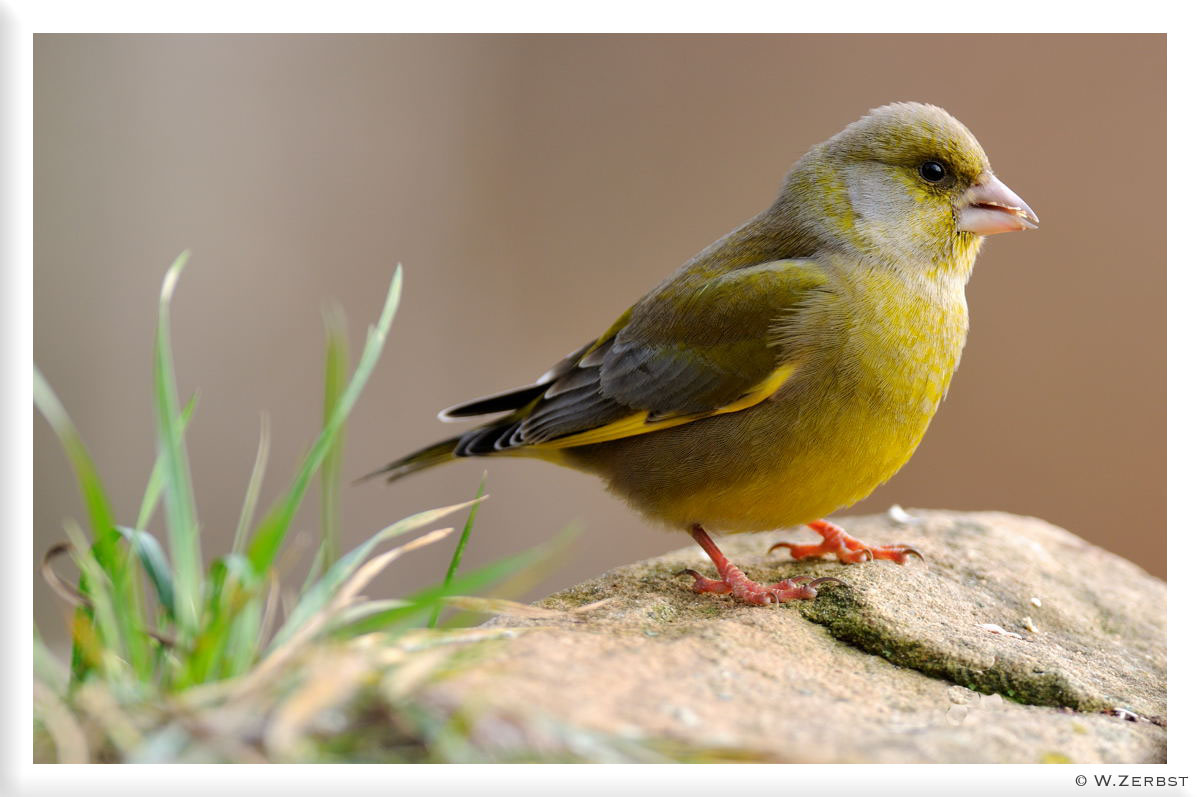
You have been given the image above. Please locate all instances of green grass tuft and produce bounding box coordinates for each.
[33,254,558,761]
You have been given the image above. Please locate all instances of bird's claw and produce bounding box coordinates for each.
[804,576,847,589]
[770,519,926,566]
[868,544,924,564]
[678,568,732,595]
[847,547,873,563]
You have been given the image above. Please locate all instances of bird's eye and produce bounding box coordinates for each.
[919,160,948,183]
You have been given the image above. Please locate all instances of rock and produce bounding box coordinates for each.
[413,510,1165,763]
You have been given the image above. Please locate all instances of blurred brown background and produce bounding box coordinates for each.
[34,34,1165,649]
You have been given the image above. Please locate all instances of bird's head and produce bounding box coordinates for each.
[782,102,1037,268]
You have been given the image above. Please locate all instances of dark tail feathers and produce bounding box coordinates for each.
[365,376,561,483]
[437,382,548,421]
[357,435,461,484]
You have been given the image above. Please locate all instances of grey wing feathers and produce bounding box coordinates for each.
[451,335,770,453]
[599,339,741,417]
[440,259,824,456]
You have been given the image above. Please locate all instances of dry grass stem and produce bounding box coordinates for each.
[33,680,89,763]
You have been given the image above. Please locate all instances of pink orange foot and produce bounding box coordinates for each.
[769,519,923,565]
[680,524,845,605]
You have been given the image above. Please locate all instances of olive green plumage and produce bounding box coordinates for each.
[372,102,1037,534]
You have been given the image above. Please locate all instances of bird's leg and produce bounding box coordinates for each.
[769,518,923,565]
[679,524,844,605]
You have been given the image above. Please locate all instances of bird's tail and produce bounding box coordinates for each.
[362,378,559,484]
[357,435,461,483]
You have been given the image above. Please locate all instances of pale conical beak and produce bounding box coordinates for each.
[958,173,1039,235]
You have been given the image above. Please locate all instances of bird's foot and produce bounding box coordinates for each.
[769,519,923,565]
[678,567,843,605]
[682,524,844,605]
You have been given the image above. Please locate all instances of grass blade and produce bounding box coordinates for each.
[319,307,348,575]
[331,546,542,637]
[135,394,197,533]
[401,522,579,632]
[222,598,263,679]
[427,473,486,628]
[63,522,129,682]
[327,599,411,629]
[33,680,89,764]
[245,264,403,577]
[298,538,328,598]
[41,542,89,609]
[254,572,281,654]
[33,367,151,679]
[232,413,271,556]
[181,554,255,687]
[34,623,70,696]
[32,368,118,552]
[152,251,203,638]
[116,527,176,620]
[225,526,453,703]
[267,497,482,653]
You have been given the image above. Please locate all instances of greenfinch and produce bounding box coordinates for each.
[371,102,1038,605]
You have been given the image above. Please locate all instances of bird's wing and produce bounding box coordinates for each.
[451,259,831,455]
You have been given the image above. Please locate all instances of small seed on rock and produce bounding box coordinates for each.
[977,623,1023,640]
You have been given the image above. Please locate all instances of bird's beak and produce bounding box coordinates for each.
[958,173,1039,235]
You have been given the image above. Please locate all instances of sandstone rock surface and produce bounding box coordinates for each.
[418,510,1166,763]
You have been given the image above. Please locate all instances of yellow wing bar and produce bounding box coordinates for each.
[532,364,796,450]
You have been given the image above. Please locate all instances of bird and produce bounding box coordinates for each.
[367,102,1038,605]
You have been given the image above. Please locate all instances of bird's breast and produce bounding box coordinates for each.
[839,270,969,422]
[756,267,970,517]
